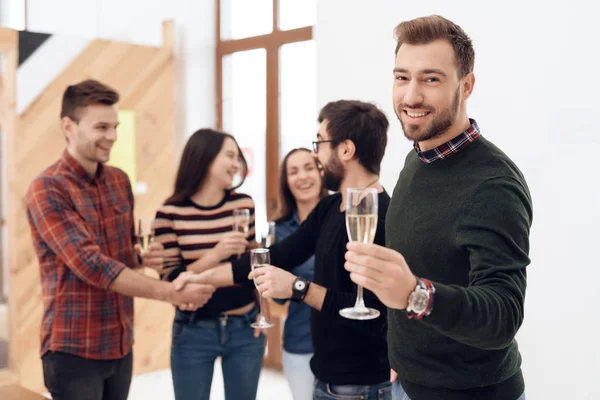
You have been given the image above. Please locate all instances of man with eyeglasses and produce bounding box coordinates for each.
[175,100,393,400]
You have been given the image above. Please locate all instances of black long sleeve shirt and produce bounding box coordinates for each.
[232,192,391,385]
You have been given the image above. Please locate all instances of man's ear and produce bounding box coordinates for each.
[61,116,75,143]
[339,139,356,161]
[461,72,475,101]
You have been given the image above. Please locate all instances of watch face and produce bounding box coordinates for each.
[411,289,429,313]
[294,280,306,291]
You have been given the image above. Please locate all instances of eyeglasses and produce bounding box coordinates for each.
[312,140,334,154]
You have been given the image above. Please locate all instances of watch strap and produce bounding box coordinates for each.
[407,277,435,320]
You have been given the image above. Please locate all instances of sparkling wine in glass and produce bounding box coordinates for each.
[136,218,155,250]
[250,248,274,329]
[232,209,250,235]
[339,187,380,320]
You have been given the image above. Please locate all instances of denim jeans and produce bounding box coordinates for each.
[283,350,314,400]
[170,306,266,400]
[313,378,392,400]
[41,351,132,400]
[392,381,526,400]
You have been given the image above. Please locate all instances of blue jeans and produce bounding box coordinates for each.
[170,306,266,400]
[392,381,526,400]
[313,378,392,400]
[283,350,314,400]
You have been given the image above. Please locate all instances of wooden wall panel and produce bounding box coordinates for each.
[2,22,178,392]
[0,27,19,387]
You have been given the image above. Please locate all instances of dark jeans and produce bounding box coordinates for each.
[392,381,526,400]
[42,351,132,400]
[171,306,266,400]
[313,378,392,400]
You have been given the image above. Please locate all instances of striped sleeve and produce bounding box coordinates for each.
[154,206,185,281]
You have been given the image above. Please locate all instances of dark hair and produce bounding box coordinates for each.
[273,148,328,222]
[165,129,248,205]
[60,79,119,122]
[317,100,388,175]
[394,15,475,78]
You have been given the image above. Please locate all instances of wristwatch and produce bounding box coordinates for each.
[406,277,435,319]
[291,276,311,303]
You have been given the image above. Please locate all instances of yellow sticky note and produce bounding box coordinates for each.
[108,109,137,184]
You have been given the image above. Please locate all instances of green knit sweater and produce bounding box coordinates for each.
[386,136,533,400]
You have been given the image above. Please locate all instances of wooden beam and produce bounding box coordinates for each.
[265,0,280,219]
[218,26,312,55]
[216,0,223,130]
[162,20,175,50]
[0,26,18,377]
[0,29,17,53]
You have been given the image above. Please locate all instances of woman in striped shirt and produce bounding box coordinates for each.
[154,129,264,400]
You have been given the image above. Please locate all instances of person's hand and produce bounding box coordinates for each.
[344,242,417,310]
[169,279,215,311]
[211,232,249,260]
[248,240,262,250]
[169,271,215,311]
[390,368,398,382]
[248,266,296,299]
[172,271,199,291]
[135,241,164,271]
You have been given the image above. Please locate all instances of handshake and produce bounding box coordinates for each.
[169,271,214,312]
[137,242,215,311]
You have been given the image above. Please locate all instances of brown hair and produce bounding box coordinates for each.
[273,148,328,222]
[165,129,248,205]
[61,79,119,122]
[394,15,475,78]
[317,100,388,175]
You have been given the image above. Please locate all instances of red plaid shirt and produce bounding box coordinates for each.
[26,150,135,360]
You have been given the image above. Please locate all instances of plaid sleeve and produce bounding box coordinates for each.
[153,206,185,281]
[26,177,126,289]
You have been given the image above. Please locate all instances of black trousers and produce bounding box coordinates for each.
[42,351,133,400]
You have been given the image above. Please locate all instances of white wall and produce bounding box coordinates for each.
[24,0,216,141]
[317,1,600,399]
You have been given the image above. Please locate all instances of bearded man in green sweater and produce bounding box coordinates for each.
[344,15,532,400]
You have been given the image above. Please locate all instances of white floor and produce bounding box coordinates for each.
[129,359,292,400]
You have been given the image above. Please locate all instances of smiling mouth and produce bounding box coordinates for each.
[297,183,314,190]
[404,110,431,118]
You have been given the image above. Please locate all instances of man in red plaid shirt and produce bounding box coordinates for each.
[25,79,215,400]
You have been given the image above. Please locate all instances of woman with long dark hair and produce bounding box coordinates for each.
[153,128,264,400]
[272,148,328,400]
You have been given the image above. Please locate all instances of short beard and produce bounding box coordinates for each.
[321,152,345,192]
[397,86,460,143]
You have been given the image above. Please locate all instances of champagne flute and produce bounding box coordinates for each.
[232,208,250,258]
[250,248,274,329]
[136,218,155,250]
[339,187,380,320]
[260,221,276,248]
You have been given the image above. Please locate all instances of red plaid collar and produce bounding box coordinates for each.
[61,149,105,183]
[414,119,481,164]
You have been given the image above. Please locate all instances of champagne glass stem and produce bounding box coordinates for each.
[258,291,265,319]
[353,286,367,309]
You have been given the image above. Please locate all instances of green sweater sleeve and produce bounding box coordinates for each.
[421,177,533,350]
